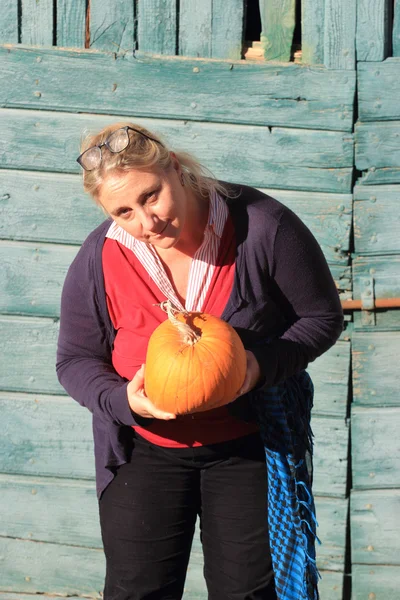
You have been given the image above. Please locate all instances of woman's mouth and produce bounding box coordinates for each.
[150,221,169,238]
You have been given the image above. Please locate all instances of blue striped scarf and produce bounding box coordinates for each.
[250,370,320,600]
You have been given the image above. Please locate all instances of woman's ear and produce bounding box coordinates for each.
[169,151,180,173]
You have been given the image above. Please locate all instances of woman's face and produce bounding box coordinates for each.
[98,160,188,250]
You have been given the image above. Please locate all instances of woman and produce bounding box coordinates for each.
[56,122,343,600]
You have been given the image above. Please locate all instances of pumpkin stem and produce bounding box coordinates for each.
[157,300,201,346]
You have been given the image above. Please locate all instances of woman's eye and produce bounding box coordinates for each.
[118,208,132,217]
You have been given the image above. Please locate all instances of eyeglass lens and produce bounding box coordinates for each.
[80,146,102,170]
[107,128,130,153]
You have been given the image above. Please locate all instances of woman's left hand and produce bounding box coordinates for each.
[234,350,262,399]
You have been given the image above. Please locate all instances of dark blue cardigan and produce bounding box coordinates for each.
[56,183,343,498]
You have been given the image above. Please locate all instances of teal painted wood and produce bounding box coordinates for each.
[137,0,177,55]
[0,391,348,497]
[0,474,101,547]
[352,565,400,600]
[356,0,392,61]
[264,188,352,265]
[89,0,134,52]
[0,248,349,321]
[308,341,350,418]
[393,0,400,56]
[0,170,103,244]
[358,59,400,122]
[330,264,352,298]
[354,185,400,254]
[352,332,400,408]
[0,574,345,600]
[0,537,104,595]
[352,406,400,488]
[312,416,349,498]
[0,596,87,600]
[0,472,347,575]
[351,489,400,565]
[0,1,18,43]
[0,45,356,132]
[0,595,88,600]
[355,121,400,171]
[57,0,86,48]
[359,167,400,185]
[0,392,99,479]
[259,0,296,62]
[317,571,344,600]
[314,497,348,571]
[353,255,400,329]
[179,0,212,57]
[324,0,356,70]
[210,0,244,60]
[0,109,354,193]
[301,0,325,65]
[0,241,80,317]
[0,316,62,395]
[21,0,53,46]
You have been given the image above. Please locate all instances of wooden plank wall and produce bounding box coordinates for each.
[0,1,361,599]
[352,3,400,598]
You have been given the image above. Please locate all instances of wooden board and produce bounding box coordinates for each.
[0,241,350,320]
[0,316,62,395]
[209,0,244,60]
[352,565,400,600]
[0,474,101,548]
[351,489,400,565]
[311,416,349,498]
[358,59,400,121]
[0,537,105,596]
[259,0,296,62]
[0,390,348,498]
[356,0,392,62]
[0,167,352,258]
[56,0,86,48]
[308,341,350,418]
[0,170,104,245]
[355,121,400,171]
[351,406,400,489]
[21,0,53,46]
[0,241,79,317]
[0,472,347,572]
[324,0,356,70]
[393,0,400,56]
[352,332,400,408]
[315,497,348,571]
[89,0,134,52]
[178,0,243,60]
[301,0,325,65]
[354,184,400,254]
[0,109,354,193]
[0,1,18,44]
[179,0,212,58]
[359,167,400,186]
[0,540,344,599]
[317,571,344,600]
[353,255,400,330]
[0,392,95,480]
[137,0,177,56]
[0,45,356,132]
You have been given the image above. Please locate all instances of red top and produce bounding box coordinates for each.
[102,214,259,447]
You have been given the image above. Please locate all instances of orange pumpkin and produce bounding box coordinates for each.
[145,302,247,415]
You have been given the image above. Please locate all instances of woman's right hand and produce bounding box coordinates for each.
[127,364,176,420]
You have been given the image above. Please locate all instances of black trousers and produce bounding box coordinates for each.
[99,432,277,600]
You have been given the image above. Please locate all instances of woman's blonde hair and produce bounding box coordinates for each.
[79,121,229,204]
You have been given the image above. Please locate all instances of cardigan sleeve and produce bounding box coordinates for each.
[249,205,344,386]
[56,256,140,427]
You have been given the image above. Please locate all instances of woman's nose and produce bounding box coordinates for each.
[138,208,158,232]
